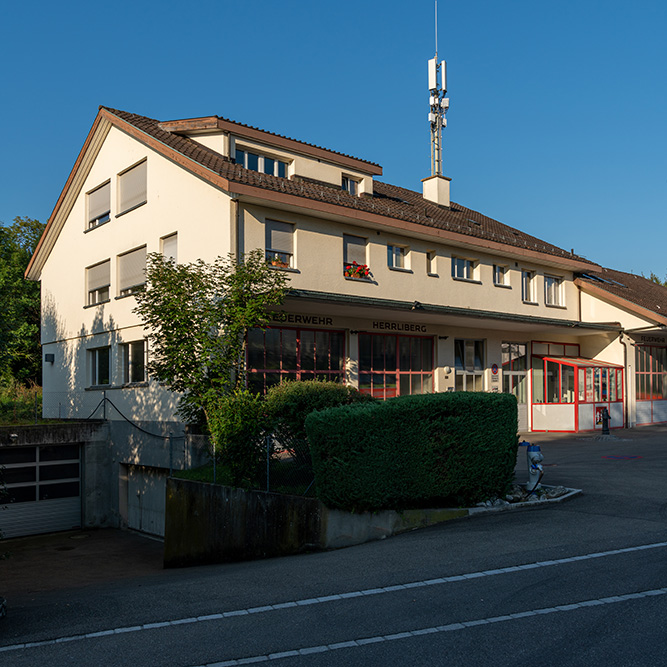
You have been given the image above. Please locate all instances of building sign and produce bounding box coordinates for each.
[271,313,334,327]
[491,363,499,383]
[638,335,667,344]
[372,321,427,333]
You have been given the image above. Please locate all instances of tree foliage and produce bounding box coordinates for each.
[0,217,45,386]
[646,271,667,287]
[133,249,289,423]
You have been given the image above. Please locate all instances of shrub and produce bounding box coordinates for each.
[305,391,518,511]
[206,390,268,487]
[265,380,375,467]
[0,381,41,426]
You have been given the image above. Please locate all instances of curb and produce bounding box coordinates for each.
[466,486,582,517]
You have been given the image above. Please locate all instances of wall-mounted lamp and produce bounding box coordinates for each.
[444,366,452,375]
[438,335,449,340]
[9,433,19,443]
[411,301,423,311]
[45,353,55,364]
[350,330,359,335]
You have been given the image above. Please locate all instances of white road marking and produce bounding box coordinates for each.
[196,587,667,666]
[1,540,666,655]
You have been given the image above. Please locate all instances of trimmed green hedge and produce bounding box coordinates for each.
[265,380,375,467]
[305,392,518,511]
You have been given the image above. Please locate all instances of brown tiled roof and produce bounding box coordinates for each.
[576,266,667,319]
[103,107,593,264]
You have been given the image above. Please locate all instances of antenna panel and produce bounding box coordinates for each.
[440,60,447,92]
[428,58,437,90]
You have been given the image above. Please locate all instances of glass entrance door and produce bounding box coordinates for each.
[502,342,528,431]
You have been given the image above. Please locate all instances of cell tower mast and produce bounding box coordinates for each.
[428,0,449,177]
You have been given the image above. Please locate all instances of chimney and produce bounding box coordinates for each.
[422,174,451,208]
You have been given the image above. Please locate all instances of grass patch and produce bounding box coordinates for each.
[0,383,43,426]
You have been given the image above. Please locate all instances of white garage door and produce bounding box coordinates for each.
[0,444,81,539]
[127,465,167,537]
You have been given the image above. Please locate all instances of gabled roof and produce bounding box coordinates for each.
[575,266,667,326]
[26,107,599,279]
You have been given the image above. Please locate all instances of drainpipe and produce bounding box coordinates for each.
[620,331,632,428]
[231,196,240,262]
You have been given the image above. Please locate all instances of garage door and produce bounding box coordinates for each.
[127,465,167,537]
[0,444,81,539]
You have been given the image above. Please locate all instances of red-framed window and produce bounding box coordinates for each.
[358,333,433,399]
[636,345,667,401]
[577,367,623,403]
[247,327,345,394]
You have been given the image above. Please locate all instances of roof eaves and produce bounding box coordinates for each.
[287,289,622,332]
[574,277,667,327]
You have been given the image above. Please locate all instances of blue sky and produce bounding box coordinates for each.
[1,0,665,276]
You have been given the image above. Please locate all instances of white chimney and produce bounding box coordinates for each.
[422,174,451,207]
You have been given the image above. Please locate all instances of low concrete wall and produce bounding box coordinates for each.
[163,478,468,567]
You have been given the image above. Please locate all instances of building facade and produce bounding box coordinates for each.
[25,107,667,436]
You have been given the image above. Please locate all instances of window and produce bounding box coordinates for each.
[343,234,368,277]
[636,345,667,401]
[521,270,536,302]
[235,148,288,178]
[265,220,293,268]
[247,328,345,394]
[118,160,147,214]
[358,334,433,399]
[493,264,509,286]
[121,341,146,384]
[87,181,110,229]
[454,339,485,391]
[90,347,110,386]
[426,251,436,275]
[86,260,110,306]
[118,246,147,296]
[502,342,527,403]
[161,233,177,263]
[387,245,407,269]
[451,257,476,281]
[545,275,564,306]
[341,176,358,195]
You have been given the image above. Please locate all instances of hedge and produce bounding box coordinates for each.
[265,380,375,467]
[305,391,518,511]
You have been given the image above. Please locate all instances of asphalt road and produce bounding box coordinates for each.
[2,426,667,666]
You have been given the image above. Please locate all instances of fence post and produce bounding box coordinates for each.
[266,434,271,492]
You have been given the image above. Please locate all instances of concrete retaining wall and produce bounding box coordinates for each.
[164,478,468,567]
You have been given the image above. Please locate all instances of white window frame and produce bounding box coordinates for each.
[342,176,359,196]
[86,181,111,230]
[118,246,147,297]
[161,233,178,263]
[265,220,294,268]
[118,160,147,215]
[121,340,146,384]
[545,275,564,306]
[426,251,437,275]
[522,269,537,303]
[235,148,288,178]
[387,245,407,269]
[451,256,477,281]
[493,264,509,287]
[86,260,110,306]
[454,339,485,392]
[90,346,111,387]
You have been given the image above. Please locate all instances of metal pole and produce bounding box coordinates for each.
[168,432,173,476]
[266,434,271,492]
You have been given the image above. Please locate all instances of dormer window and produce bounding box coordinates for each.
[342,176,358,196]
[235,148,288,177]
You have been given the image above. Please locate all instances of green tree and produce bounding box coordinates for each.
[0,217,45,386]
[133,249,289,423]
[647,272,667,287]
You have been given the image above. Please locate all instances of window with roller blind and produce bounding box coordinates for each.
[161,233,177,263]
[118,160,147,215]
[86,260,110,306]
[118,246,147,297]
[343,234,367,275]
[87,181,110,229]
[265,220,293,268]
